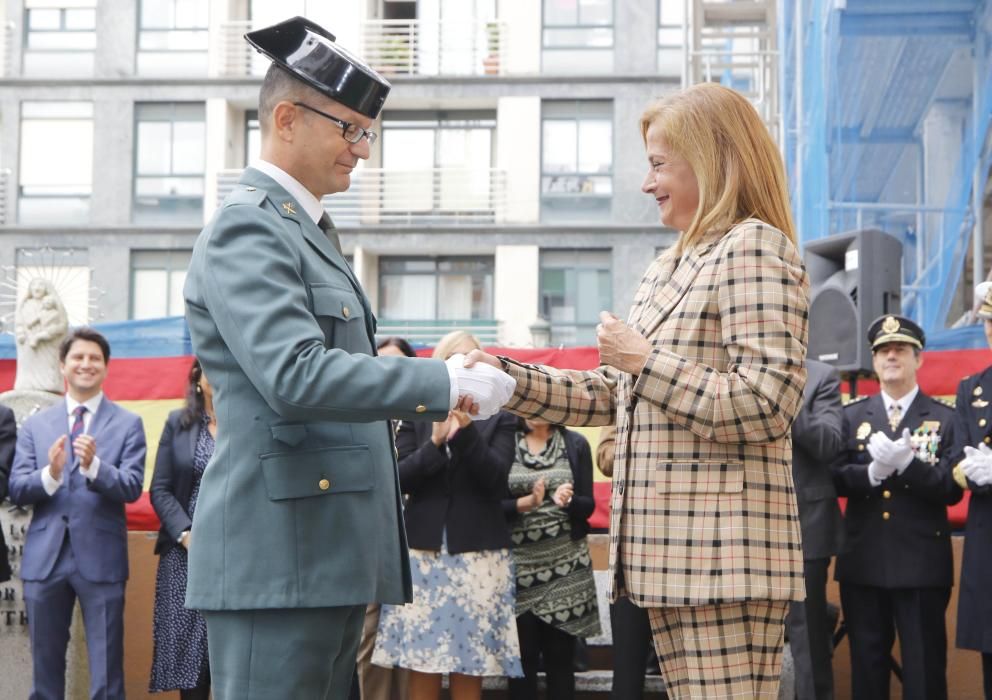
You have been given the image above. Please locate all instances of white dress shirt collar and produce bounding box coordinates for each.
[880,385,919,416]
[66,392,103,427]
[253,159,325,226]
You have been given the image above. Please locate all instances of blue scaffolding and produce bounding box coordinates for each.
[781,0,992,334]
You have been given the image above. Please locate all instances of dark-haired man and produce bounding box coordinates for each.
[183,17,512,699]
[10,327,146,700]
[833,315,960,700]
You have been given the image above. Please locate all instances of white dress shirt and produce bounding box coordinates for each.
[252,160,460,409]
[41,393,104,495]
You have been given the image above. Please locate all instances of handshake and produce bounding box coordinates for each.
[445,353,516,421]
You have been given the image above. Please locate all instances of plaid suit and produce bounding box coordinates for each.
[502,220,808,698]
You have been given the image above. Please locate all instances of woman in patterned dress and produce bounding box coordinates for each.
[373,331,522,700]
[149,359,215,698]
[505,417,601,698]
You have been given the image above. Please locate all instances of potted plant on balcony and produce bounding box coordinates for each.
[483,21,501,75]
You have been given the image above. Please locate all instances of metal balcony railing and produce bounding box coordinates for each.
[691,48,780,142]
[215,20,262,77]
[361,19,507,77]
[375,319,499,346]
[0,169,10,225]
[217,167,509,225]
[2,21,15,77]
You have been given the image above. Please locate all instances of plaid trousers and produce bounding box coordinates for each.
[647,599,788,699]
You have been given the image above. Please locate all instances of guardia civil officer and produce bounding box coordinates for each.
[833,314,961,700]
[183,17,512,699]
[949,281,992,699]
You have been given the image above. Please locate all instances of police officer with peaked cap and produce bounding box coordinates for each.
[949,281,992,698]
[832,314,961,700]
[181,17,507,699]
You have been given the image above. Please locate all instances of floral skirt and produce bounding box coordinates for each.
[372,542,522,677]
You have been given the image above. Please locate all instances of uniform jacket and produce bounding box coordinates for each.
[833,391,961,589]
[0,406,15,583]
[9,399,146,583]
[501,220,809,607]
[398,412,515,553]
[149,409,203,555]
[183,167,451,611]
[791,360,845,560]
[948,365,992,650]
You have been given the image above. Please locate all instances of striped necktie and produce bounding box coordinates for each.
[70,405,87,441]
[888,402,902,431]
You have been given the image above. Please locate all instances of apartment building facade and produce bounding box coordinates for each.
[0,0,724,347]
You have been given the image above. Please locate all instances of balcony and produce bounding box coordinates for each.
[375,319,499,346]
[2,20,14,77]
[217,167,509,225]
[0,169,10,226]
[361,19,507,77]
[215,20,261,78]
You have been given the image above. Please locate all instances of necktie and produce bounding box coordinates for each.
[70,405,87,442]
[889,403,902,431]
[318,214,343,256]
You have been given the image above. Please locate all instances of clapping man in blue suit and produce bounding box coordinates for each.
[183,16,513,700]
[10,327,147,700]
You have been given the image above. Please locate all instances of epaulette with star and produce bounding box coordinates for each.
[843,395,869,407]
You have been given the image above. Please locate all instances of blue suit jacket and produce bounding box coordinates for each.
[9,398,147,583]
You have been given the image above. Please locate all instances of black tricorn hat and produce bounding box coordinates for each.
[245,16,391,119]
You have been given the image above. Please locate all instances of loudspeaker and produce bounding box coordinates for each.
[803,229,902,373]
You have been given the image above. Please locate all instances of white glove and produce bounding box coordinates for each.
[868,428,914,474]
[445,353,516,421]
[962,444,992,486]
[867,460,897,485]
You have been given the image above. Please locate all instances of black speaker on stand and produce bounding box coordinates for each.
[803,229,903,395]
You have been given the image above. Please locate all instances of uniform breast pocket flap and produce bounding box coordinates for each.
[310,284,363,323]
[260,445,375,501]
[656,460,744,494]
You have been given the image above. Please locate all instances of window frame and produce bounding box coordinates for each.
[377,255,495,321]
[539,248,613,345]
[128,248,193,319]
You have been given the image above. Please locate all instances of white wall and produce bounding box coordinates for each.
[500,0,540,74]
[494,244,539,345]
[496,96,540,223]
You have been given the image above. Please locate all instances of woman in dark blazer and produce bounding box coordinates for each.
[149,359,215,699]
[503,418,601,698]
[372,331,522,700]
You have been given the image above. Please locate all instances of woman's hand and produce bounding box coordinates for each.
[431,413,457,446]
[462,349,502,370]
[552,482,574,509]
[450,409,472,429]
[517,478,547,513]
[597,311,652,375]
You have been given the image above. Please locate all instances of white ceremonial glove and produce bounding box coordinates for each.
[868,429,914,475]
[962,444,992,486]
[867,460,897,486]
[445,353,516,421]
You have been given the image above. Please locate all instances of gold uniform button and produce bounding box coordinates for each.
[415,404,427,413]
[318,479,330,491]
[858,444,865,451]
[976,386,984,396]
[342,306,351,318]
[986,436,991,444]
[882,512,891,520]
[883,490,891,499]
[980,418,988,427]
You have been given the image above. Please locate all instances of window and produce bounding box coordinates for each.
[245,110,261,167]
[380,111,497,220]
[657,0,683,77]
[18,101,93,225]
[541,101,612,222]
[542,0,613,73]
[137,0,209,76]
[379,257,494,320]
[133,102,206,225]
[22,1,97,77]
[130,249,191,319]
[540,249,611,345]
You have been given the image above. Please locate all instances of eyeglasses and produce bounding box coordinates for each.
[293,102,378,146]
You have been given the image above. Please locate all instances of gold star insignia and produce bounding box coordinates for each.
[282,201,297,215]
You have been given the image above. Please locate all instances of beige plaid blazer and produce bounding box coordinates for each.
[503,219,809,607]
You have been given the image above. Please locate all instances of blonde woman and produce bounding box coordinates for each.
[373,332,522,699]
[466,83,809,699]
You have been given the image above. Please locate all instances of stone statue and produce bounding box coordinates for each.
[14,278,68,394]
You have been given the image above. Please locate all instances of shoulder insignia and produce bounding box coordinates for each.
[844,395,869,407]
[223,186,268,208]
[932,396,955,409]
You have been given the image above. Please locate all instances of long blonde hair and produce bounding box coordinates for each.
[432,330,481,360]
[639,83,796,252]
